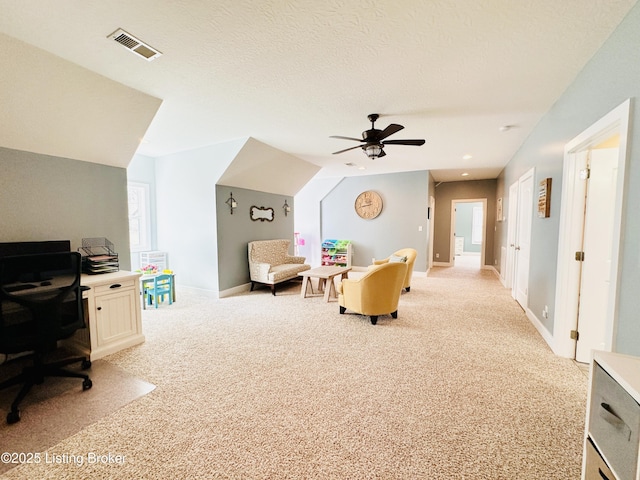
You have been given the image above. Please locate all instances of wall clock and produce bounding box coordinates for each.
[355,190,383,219]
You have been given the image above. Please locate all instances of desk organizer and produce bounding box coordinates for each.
[78,237,119,274]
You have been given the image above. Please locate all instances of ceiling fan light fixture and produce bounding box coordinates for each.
[364,144,382,159]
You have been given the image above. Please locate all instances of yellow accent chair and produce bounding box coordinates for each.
[371,248,417,292]
[338,262,408,325]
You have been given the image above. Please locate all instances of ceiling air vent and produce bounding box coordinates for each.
[107,28,162,61]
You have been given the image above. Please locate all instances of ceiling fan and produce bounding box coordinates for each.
[330,113,426,159]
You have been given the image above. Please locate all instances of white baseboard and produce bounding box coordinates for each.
[219,283,251,298]
[525,307,557,354]
[179,285,220,299]
[432,261,452,267]
[486,265,500,278]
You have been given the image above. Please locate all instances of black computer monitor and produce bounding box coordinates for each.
[0,240,71,258]
[0,242,72,284]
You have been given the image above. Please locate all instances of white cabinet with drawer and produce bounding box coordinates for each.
[583,351,640,480]
[66,271,145,361]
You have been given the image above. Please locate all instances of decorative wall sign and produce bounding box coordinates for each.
[538,178,551,218]
[250,205,274,222]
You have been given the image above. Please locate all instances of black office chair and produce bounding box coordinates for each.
[0,251,92,424]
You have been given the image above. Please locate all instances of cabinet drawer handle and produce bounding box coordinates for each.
[599,402,631,440]
[109,283,122,289]
[598,468,611,480]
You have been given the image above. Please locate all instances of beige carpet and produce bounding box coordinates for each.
[0,358,155,475]
[1,264,589,479]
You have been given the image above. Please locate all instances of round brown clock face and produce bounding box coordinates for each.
[355,190,383,219]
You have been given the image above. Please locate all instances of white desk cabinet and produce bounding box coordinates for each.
[583,351,640,480]
[67,271,145,361]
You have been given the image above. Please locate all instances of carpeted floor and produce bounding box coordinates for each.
[0,360,155,475]
[1,263,589,479]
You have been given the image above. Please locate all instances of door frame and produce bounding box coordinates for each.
[512,168,534,306]
[449,198,487,267]
[504,181,519,289]
[553,99,631,358]
[428,195,435,272]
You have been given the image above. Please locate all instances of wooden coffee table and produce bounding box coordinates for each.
[299,266,351,302]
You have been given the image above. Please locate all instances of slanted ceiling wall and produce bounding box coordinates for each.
[0,33,161,168]
[217,137,321,196]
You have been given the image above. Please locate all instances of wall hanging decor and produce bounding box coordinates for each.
[538,178,551,218]
[250,206,274,222]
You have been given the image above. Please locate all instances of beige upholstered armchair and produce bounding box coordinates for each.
[338,262,407,325]
[371,248,417,292]
[248,239,310,295]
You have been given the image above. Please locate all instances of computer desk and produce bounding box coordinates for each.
[63,271,145,361]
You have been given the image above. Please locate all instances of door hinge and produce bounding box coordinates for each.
[579,168,591,180]
[575,251,585,262]
[570,330,579,340]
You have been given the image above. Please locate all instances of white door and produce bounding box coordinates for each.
[513,169,534,309]
[505,181,519,289]
[575,147,619,363]
[553,99,629,360]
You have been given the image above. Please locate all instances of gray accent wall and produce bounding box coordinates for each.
[433,180,497,266]
[0,146,131,270]
[320,171,430,271]
[216,185,295,291]
[497,2,640,355]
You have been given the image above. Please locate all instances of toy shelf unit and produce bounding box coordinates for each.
[321,239,353,267]
[78,237,119,275]
[140,251,168,272]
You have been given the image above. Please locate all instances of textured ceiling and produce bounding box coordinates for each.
[0,0,636,181]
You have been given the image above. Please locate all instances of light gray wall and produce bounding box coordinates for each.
[0,146,131,270]
[433,180,497,266]
[216,185,295,291]
[455,202,482,253]
[497,2,640,355]
[320,171,430,271]
[154,141,244,292]
[294,177,343,267]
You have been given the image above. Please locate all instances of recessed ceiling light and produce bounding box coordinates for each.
[358,166,366,170]
[463,154,472,160]
[461,172,469,177]
[499,125,513,132]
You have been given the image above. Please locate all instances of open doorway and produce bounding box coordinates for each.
[450,199,486,270]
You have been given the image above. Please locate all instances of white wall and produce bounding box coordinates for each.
[154,140,245,292]
[294,176,343,267]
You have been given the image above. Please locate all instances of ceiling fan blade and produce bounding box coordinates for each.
[377,123,404,141]
[377,149,386,158]
[382,139,426,146]
[332,145,364,155]
[330,135,364,142]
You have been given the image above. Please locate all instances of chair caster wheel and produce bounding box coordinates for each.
[82,378,92,390]
[7,410,20,424]
[81,359,92,370]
